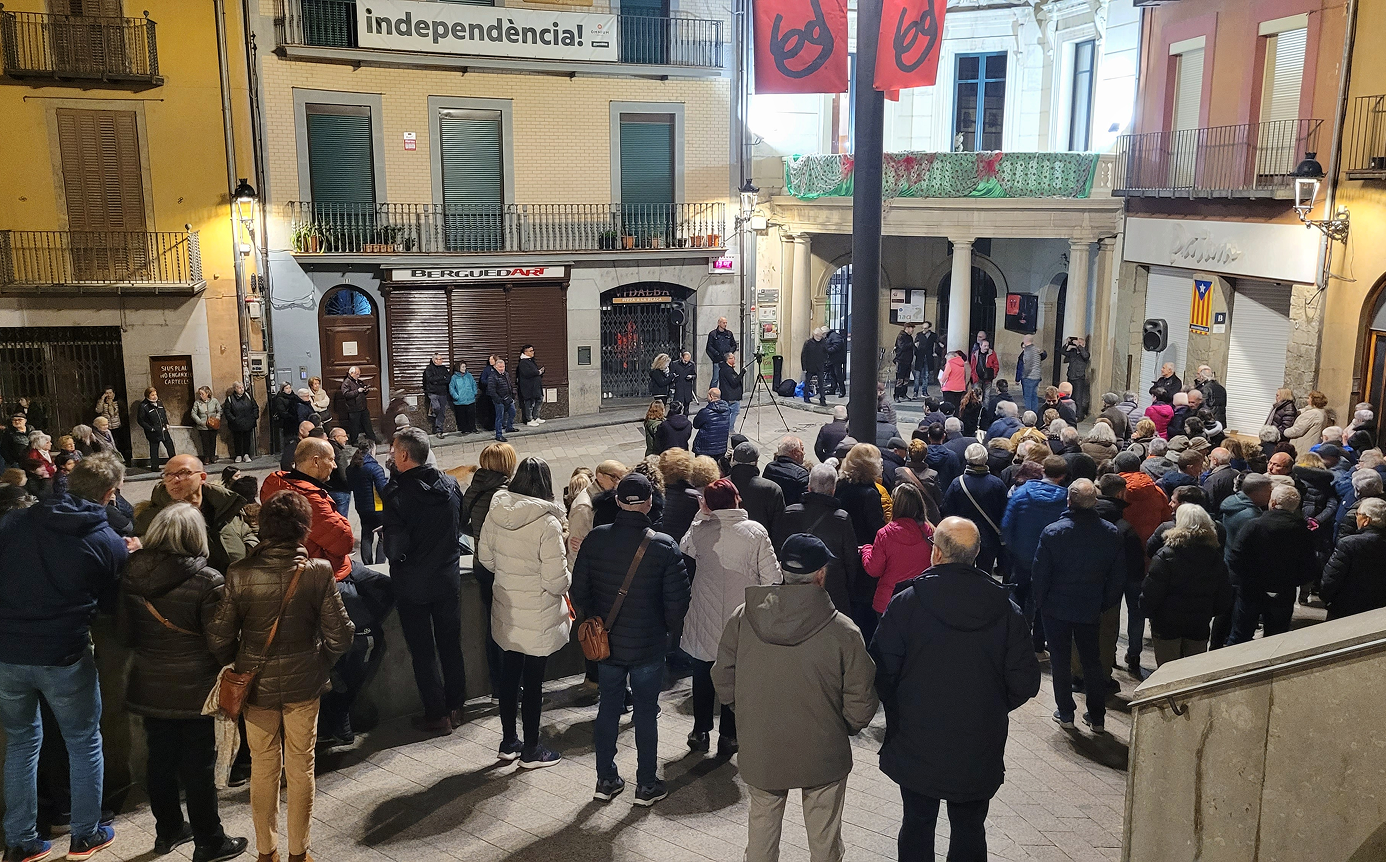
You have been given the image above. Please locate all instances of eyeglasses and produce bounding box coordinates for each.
[162,469,198,481]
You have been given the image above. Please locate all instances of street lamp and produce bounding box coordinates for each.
[738,178,760,222]
[231,177,259,256]
[1292,153,1350,243]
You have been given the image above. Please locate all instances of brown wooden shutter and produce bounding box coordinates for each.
[51,0,123,16]
[449,287,509,373]
[385,289,450,395]
[57,108,146,232]
[506,286,568,386]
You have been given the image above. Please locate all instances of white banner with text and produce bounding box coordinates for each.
[358,0,618,62]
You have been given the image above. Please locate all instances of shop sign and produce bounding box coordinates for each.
[1123,217,1319,284]
[710,256,736,273]
[390,266,566,282]
[611,287,672,304]
[358,0,618,63]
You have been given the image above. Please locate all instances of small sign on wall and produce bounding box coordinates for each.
[544,388,558,403]
[1213,311,1227,334]
[342,341,359,357]
[403,132,417,151]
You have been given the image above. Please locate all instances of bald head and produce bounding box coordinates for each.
[160,454,208,505]
[1268,452,1293,475]
[932,517,981,566]
[294,437,336,480]
[1209,447,1231,467]
[297,420,314,440]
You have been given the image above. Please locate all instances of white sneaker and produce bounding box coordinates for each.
[535,418,546,424]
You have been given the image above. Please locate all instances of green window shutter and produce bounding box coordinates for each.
[439,114,503,208]
[619,119,674,204]
[441,0,495,6]
[306,110,375,205]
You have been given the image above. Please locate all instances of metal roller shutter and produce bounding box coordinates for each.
[1173,49,1204,132]
[1139,268,1194,410]
[449,287,509,373]
[306,108,375,204]
[1224,280,1292,436]
[385,289,450,395]
[507,286,569,386]
[439,111,503,251]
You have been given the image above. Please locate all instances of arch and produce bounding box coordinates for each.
[937,266,999,347]
[599,282,696,401]
[1354,272,1386,441]
[318,284,383,416]
[810,252,893,329]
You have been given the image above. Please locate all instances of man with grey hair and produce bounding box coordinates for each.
[1032,478,1125,732]
[1099,392,1130,442]
[0,452,135,861]
[1226,484,1316,645]
[1321,497,1386,620]
[872,516,1040,860]
[1018,334,1045,414]
[713,533,876,862]
[1020,410,1038,428]
[943,444,1007,573]
[339,363,376,444]
[1194,365,1227,425]
[1140,437,1175,480]
[772,464,860,613]
[943,417,972,462]
[1201,447,1239,512]
[1338,468,1385,540]
[763,436,810,505]
[985,399,1021,442]
[814,405,850,462]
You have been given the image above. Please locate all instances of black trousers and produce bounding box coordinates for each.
[231,429,255,459]
[197,429,218,463]
[397,597,468,721]
[145,431,174,471]
[320,563,394,735]
[472,563,503,695]
[499,651,547,749]
[690,659,736,738]
[521,398,541,423]
[899,788,989,862]
[144,716,226,851]
[112,424,133,464]
[450,403,476,433]
[345,409,376,444]
[829,360,847,395]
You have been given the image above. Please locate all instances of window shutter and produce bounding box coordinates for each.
[619,119,674,204]
[450,287,510,373]
[385,289,451,394]
[1173,49,1204,131]
[306,110,375,205]
[506,286,569,386]
[1261,28,1306,123]
[439,114,503,209]
[56,108,146,232]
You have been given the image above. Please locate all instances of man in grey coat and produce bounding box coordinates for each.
[713,533,878,862]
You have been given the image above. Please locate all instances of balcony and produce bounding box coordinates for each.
[0,230,204,296]
[0,11,162,87]
[284,202,726,256]
[1113,119,1323,198]
[781,150,1104,200]
[1345,94,1386,181]
[273,0,723,76]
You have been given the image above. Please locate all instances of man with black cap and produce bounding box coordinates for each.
[571,472,691,806]
[712,533,877,862]
[872,517,1041,862]
[728,441,785,534]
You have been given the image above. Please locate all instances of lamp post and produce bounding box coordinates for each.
[738,177,759,380]
[848,0,885,443]
[1293,153,1351,243]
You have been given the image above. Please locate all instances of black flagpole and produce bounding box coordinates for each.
[847,0,885,444]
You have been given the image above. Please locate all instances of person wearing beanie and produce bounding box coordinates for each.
[712,533,877,862]
[1099,392,1131,443]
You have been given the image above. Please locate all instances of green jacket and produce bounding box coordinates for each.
[134,481,257,574]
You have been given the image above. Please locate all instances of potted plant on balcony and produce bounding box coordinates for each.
[291,222,325,254]
[707,232,721,247]
[598,229,619,250]
[622,234,637,250]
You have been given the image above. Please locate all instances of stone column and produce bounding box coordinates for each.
[947,239,973,352]
[1091,236,1118,396]
[788,233,813,379]
[1065,238,1092,338]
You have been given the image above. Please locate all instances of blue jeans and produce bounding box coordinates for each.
[595,661,663,787]
[1021,378,1040,415]
[0,652,104,845]
[710,362,720,390]
[494,400,516,438]
[911,367,930,397]
[727,400,741,431]
[330,490,351,518]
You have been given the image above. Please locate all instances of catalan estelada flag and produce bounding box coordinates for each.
[1190,279,1213,334]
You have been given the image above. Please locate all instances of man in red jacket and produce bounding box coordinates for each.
[969,339,1001,399]
[261,437,353,581]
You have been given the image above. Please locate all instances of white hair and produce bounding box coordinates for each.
[1322,426,1343,443]
[999,401,1018,418]
[1086,422,1116,445]
[1352,469,1383,496]
[1270,485,1301,511]
[944,417,962,433]
[775,436,805,459]
[1048,419,1068,435]
[965,442,988,466]
[809,463,838,494]
[1147,438,1168,456]
[1359,497,1386,530]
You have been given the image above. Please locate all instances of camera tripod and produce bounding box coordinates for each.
[738,353,790,438]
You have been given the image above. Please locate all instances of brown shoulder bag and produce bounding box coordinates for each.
[218,561,306,719]
[578,530,653,662]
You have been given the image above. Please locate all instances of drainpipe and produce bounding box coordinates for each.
[214,0,252,385]
[240,0,277,392]
[1315,0,1357,393]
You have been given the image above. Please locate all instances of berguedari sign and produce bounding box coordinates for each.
[358,0,618,62]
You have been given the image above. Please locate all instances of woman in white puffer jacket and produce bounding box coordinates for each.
[477,456,571,768]
[679,477,782,757]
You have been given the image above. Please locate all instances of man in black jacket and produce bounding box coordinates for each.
[571,473,690,805]
[912,322,939,399]
[800,329,829,405]
[762,436,810,505]
[670,350,698,414]
[893,324,916,400]
[717,353,748,428]
[1226,485,1317,644]
[872,517,1040,862]
[382,427,468,735]
[486,358,517,442]
[728,442,785,534]
[421,353,452,436]
[516,345,545,427]
[824,329,847,396]
[1062,337,1091,418]
[339,366,376,444]
[1195,365,1228,426]
[706,317,737,390]
[1096,474,1149,678]
[814,406,849,462]
[772,464,861,613]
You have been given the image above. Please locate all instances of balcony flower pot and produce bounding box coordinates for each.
[599,231,618,250]
[691,235,705,248]
[394,243,407,253]
[676,237,688,248]
[306,235,321,253]
[707,233,721,247]
[622,235,636,250]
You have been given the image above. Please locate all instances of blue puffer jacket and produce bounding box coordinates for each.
[347,448,389,523]
[1000,480,1069,572]
[925,444,961,493]
[692,400,733,456]
[985,416,1021,442]
[1031,508,1125,623]
[449,371,477,406]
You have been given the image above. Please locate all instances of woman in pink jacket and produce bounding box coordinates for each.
[861,483,935,615]
[940,350,969,408]
[1144,390,1175,439]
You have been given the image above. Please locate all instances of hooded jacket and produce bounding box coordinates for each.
[134,480,255,575]
[679,509,781,662]
[712,584,877,791]
[570,510,690,667]
[730,463,785,533]
[476,489,572,656]
[654,413,692,453]
[1145,402,1174,439]
[462,468,508,542]
[382,464,465,604]
[762,456,810,506]
[449,371,478,406]
[771,492,861,613]
[261,470,354,581]
[207,542,354,708]
[348,447,388,523]
[940,354,968,393]
[1143,538,1233,641]
[1000,480,1069,571]
[1293,465,1340,531]
[1220,491,1264,563]
[0,494,128,666]
[191,396,221,431]
[692,400,733,456]
[1202,465,1240,514]
[118,550,224,719]
[984,416,1021,444]
[871,564,1040,801]
[1119,470,1169,543]
[862,518,934,614]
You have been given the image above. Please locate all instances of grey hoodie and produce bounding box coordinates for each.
[712,583,878,791]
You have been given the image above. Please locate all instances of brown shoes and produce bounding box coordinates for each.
[257,854,279,862]
[287,854,313,862]
[410,715,452,735]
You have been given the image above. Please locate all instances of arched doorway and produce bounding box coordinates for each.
[318,285,382,417]
[600,283,695,401]
[936,266,998,346]
[826,264,852,333]
[1358,274,1386,442]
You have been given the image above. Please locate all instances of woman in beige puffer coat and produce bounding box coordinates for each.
[678,477,781,756]
[1282,390,1329,457]
[477,456,571,768]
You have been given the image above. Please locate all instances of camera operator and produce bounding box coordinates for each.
[717,352,750,428]
[1062,336,1091,420]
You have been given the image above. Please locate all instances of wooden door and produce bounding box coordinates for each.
[56,108,147,281]
[319,286,383,417]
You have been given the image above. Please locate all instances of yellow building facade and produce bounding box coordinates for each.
[0,0,261,460]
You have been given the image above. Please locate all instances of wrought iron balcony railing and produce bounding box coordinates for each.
[285,202,726,254]
[0,230,203,294]
[1113,119,1323,198]
[274,0,723,69]
[0,11,161,84]
[1345,95,1386,180]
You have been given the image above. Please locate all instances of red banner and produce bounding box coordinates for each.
[874,0,946,93]
[753,0,849,94]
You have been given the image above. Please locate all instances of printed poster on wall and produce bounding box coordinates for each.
[752,0,849,94]
[358,0,618,62]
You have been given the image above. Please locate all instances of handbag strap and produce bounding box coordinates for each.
[141,597,197,637]
[605,530,653,629]
[262,561,307,657]
[959,473,1005,546]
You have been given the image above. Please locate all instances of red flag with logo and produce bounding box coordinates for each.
[753,0,849,94]
[874,0,946,93]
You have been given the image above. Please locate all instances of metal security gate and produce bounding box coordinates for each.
[600,284,692,400]
[0,326,127,434]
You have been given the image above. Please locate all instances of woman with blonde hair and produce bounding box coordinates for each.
[643,400,667,457]
[660,448,700,543]
[650,353,674,402]
[478,456,571,766]
[306,376,331,417]
[1131,417,1158,444]
[1142,503,1233,663]
[191,385,222,465]
[1267,387,1298,439]
[834,442,887,640]
[563,466,593,514]
[1283,390,1329,456]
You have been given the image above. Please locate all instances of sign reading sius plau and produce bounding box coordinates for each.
[359,0,618,62]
